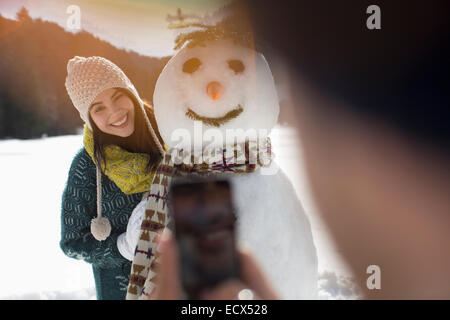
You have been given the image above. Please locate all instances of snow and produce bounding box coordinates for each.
[0,126,360,299]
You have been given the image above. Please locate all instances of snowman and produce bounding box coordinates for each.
[123,36,318,300]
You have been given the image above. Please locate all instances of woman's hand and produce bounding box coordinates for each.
[149,231,279,300]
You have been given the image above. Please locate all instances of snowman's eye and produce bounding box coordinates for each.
[227,60,245,74]
[183,58,202,74]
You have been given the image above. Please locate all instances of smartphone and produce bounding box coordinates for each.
[168,176,240,299]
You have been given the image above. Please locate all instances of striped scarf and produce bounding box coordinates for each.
[126,138,273,299]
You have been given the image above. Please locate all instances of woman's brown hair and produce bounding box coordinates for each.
[89,88,164,173]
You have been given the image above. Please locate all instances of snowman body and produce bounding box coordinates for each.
[227,163,318,299]
[153,39,318,299]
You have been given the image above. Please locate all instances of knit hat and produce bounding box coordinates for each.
[66,56,142,130]
[65,56,165,241]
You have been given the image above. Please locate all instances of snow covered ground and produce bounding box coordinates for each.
[0,125,360,300]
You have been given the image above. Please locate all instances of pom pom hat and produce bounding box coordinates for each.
[65,56,164,241]
[66,56,142,130]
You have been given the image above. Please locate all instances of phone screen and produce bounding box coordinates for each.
[169,177,239,299]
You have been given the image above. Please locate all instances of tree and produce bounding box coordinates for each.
[16,6,31,23]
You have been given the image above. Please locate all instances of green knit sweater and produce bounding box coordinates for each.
[60,148,143,300]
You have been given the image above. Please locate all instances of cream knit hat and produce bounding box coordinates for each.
[66,56,144,130]
[65,56,164,241]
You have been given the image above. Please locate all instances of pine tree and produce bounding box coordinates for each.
[16,6,31,23]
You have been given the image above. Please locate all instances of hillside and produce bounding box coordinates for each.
[0,8,170,139]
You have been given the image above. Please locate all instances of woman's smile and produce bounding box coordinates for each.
[89,88,135,137]
[110,113,129,128]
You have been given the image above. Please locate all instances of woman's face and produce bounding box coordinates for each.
[89,88,135,137]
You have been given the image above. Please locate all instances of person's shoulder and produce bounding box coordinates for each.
[70,147,95,171]
[65,147,97,188]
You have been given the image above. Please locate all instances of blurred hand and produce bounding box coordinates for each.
[149,231,279,300]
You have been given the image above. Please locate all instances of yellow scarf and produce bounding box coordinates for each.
[83,125,159,195]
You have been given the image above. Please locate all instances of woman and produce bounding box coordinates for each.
[61,56,165,300]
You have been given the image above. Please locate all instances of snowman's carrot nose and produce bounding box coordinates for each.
[206,81,223,100]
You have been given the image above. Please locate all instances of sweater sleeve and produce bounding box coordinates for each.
[60,148,128,269]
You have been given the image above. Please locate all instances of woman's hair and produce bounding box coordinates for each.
[89,88,164,173]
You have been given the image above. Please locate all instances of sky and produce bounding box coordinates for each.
[0,0,229,57]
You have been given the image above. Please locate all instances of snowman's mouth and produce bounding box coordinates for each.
[186,105,243,127]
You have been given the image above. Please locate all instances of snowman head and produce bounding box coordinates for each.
[154,39,279,150]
